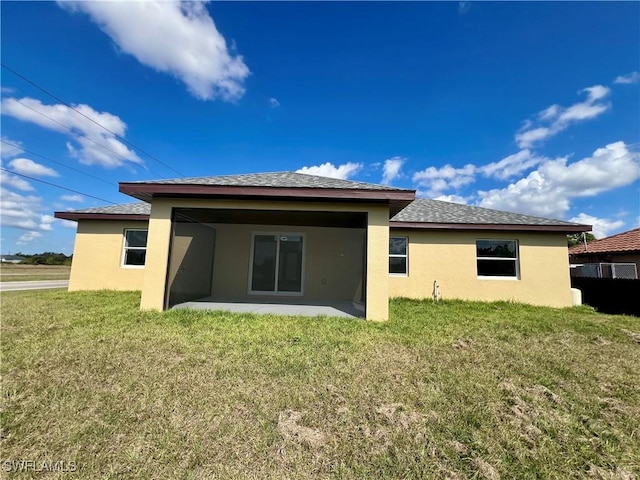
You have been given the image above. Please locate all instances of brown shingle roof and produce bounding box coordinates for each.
[119,171,416,215]
[569,228,640,255]
[127,172,406,191]
[391,198,587,231]
[54,202,151,222]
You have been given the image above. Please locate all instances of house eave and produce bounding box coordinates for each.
[54,212,150,222]
[389,221,591,233]
[118,183,415,216]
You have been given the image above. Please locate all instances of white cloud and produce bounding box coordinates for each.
[458,1,471,14]
[614,71,640,84]
[568,213,624,239]
[0,137,24,159]
[478,141,640,218]
[296,162,362,180]
[538,104,560,120]
[381,156,405,185]
[515,85,610,148]
[269,97,280,108]
[1,97,141,168]
[480,149,547,180]
[60,219,78,229]
[515,127,551,149]
[39,215,56,231]
[60,1,249,101]
[8,158,58,177]
[412,163,476,197]
[0,169,33,191]
[61,194,84,203]
[433,194,469,205]
[0,187,55,231]
[17,231,42,245]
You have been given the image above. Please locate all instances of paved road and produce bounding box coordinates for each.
[0,280,69,292]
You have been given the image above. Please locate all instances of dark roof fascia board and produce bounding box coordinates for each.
[54,212,150,222]
[390,221,591,233]
[119,183,415,203]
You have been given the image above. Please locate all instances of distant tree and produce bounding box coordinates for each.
[567,232,596,247]
[18,252,72,266]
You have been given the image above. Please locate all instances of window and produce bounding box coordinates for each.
[249,233,304,294]
[389,236,408,275]
[476,239,519,278]
[122,229,148,267]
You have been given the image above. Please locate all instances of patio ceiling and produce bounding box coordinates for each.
[174,208,368,229]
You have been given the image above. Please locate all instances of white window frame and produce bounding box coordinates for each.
[389,236,409,276]
[248,232,306,296]
[476,239,519,280]
[121,229,148,269]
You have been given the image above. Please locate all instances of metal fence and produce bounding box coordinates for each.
[570,262,638,280]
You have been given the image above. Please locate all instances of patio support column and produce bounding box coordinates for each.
[366,205,389,321]
[140,199,172,310]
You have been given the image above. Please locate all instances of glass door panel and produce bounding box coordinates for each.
[250,233,304,294]
[277,235,303,292]
[251,235,277,292]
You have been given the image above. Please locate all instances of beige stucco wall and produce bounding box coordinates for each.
[68,220,148,291]
[167,221,216,306]
[209,223,364,302]
[69,212,573,316]
[140,198,389,320]
[388,229,573,307]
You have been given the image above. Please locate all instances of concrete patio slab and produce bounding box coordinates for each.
[171,297,364,318]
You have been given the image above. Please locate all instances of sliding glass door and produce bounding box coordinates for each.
[250,233,304,295]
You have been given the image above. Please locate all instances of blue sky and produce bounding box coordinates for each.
[1,1,639,254]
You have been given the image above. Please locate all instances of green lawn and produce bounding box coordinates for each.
[0,264,71,282]
[1,291,638,479]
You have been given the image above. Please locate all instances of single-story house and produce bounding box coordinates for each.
[0,254,26,264]
[569,228,640,279]
[54,172,590,320]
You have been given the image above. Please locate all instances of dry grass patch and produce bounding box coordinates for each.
[1,291,639,478]
[0,264,70,282]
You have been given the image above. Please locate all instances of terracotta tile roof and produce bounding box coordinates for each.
[569,228,640,255]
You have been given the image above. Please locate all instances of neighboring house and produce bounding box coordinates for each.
[569,228,640,279]
[54,172,590,320]
[0,255,26,264]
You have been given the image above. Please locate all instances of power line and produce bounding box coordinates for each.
[1,139,116,187]
[8,97,164,180]
[0,167,118,205]
[2,63,185,177]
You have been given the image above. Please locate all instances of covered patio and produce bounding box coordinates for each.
[165,207,368,314]
[119,172,415,320]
